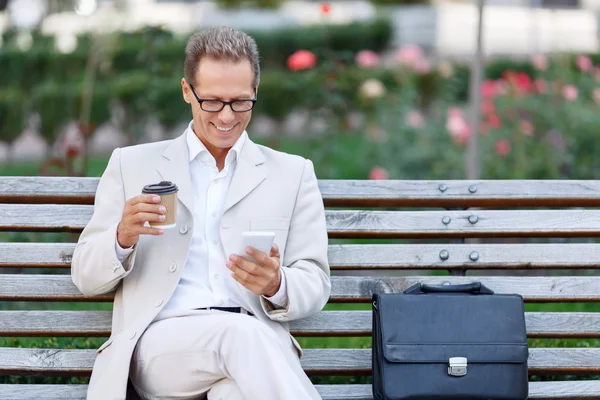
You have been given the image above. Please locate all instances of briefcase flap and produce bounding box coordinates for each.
[383,343,529,364]
[376,292,527,346]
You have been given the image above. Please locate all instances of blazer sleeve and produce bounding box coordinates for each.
[71,148,139,295]
[260,158,331,320]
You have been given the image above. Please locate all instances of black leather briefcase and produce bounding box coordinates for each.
[372,282,528,400]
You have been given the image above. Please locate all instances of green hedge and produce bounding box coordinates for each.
[0,19,393,88]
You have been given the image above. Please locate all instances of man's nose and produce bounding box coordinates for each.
[218,105,235,125]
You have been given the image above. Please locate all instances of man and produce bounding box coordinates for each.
[71,26,330,400]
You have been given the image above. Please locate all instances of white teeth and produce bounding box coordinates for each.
[215,125,232,132]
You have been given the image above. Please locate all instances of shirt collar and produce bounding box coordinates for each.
[185,120,248,167]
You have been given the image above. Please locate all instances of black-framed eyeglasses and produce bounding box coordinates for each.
[189,84,257,113]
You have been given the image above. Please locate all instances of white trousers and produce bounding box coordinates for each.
[129,309,321,400]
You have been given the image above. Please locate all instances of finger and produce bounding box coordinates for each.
[133,212,166,224]
[270,243,280,258]
[137,226,165,236]
[231,272,260,294]
[229,256,260,275]
[228,262,255,282]
[128,194,162,206]
[132,202,166,215]
[246,247,277,270]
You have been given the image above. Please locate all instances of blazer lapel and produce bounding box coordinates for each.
[223,138,266,214]
[157,133,194,215]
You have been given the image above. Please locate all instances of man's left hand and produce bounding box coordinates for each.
[227,244,281,297]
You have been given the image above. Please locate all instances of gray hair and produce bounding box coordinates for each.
[184,26,260,90]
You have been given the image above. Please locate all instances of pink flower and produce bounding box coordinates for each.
[320,2,331,15]
[488,114,502,129]
[405,110,424,129]
[413,58,431,74]
[494,139,511,157]
[562,85,578,101]
[447,107,464,118]
[519,120,534,136]
[355,50,380,68]
[287,50,317,72]
[446,114,471,146]
[369,167,388,180]
[481,100,495,116]
[481,80,500,98]
[534,79,548,94]
[396,44,424,68]
[576,55,593,72]
[593,88,600,104]
[531,54,548,71]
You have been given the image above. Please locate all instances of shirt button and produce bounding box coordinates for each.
[168,263,177,273]
[212,212,217,218]
[214,274,219,280]
[179,225,188,234]
[154,300,163,307]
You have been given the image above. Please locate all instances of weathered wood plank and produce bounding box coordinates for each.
[3,205,600,238]
[2,275,600,302]
[3,178,600,208]
[0,243,600,270]
[5,243,600,270]
[0,382,599,400]
[0,348,598,376]
[315,381,600,400]
[1,310,599,338]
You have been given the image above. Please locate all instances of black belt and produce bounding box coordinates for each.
[195,307,253,316]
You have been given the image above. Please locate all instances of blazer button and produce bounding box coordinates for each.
[169,263,177,273]
[154,300,163,307]
[179,225,188,234]
[129,331,137,340]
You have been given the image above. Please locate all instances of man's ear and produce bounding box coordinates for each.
[182,78,192,104]
[254,81,259,97]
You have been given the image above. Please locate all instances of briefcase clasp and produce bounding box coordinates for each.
[448,357,468,377]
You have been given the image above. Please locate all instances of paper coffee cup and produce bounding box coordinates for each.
[142,181,178,229]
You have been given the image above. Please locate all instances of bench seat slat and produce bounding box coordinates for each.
[3,178,600,208]
[4,243,600,270]
[4,205,600,238]
[1,310,599,338]
[2,275,600,302]
[0,348,598,376]
[0,382,599,400]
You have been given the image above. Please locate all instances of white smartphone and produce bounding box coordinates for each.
[240,231,275,261]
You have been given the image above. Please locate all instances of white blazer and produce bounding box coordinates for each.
[71,132,331,400]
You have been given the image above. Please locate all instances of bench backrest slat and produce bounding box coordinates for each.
[1,310,599,338]
[2,275,600,302]
[2,243,600,270]
[3,205,600,238]
[3,178,600,207]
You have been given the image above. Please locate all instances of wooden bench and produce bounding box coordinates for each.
[1,177,600,399]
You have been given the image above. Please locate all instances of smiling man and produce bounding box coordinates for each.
[71,27,330,400]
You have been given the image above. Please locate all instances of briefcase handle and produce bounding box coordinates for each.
[403,282,494,295]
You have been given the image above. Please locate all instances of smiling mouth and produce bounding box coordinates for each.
[214,124,234,132]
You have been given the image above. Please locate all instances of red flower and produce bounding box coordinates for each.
[369,167,388,180]
[320,2,331,15]
[488,113,502,129]
[502,71,533,94]
[494,139,511,157]
[287,50,317,72]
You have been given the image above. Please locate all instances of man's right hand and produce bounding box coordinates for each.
[117,195,166,248]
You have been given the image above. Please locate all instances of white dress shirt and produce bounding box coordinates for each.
[116,121,288,319]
